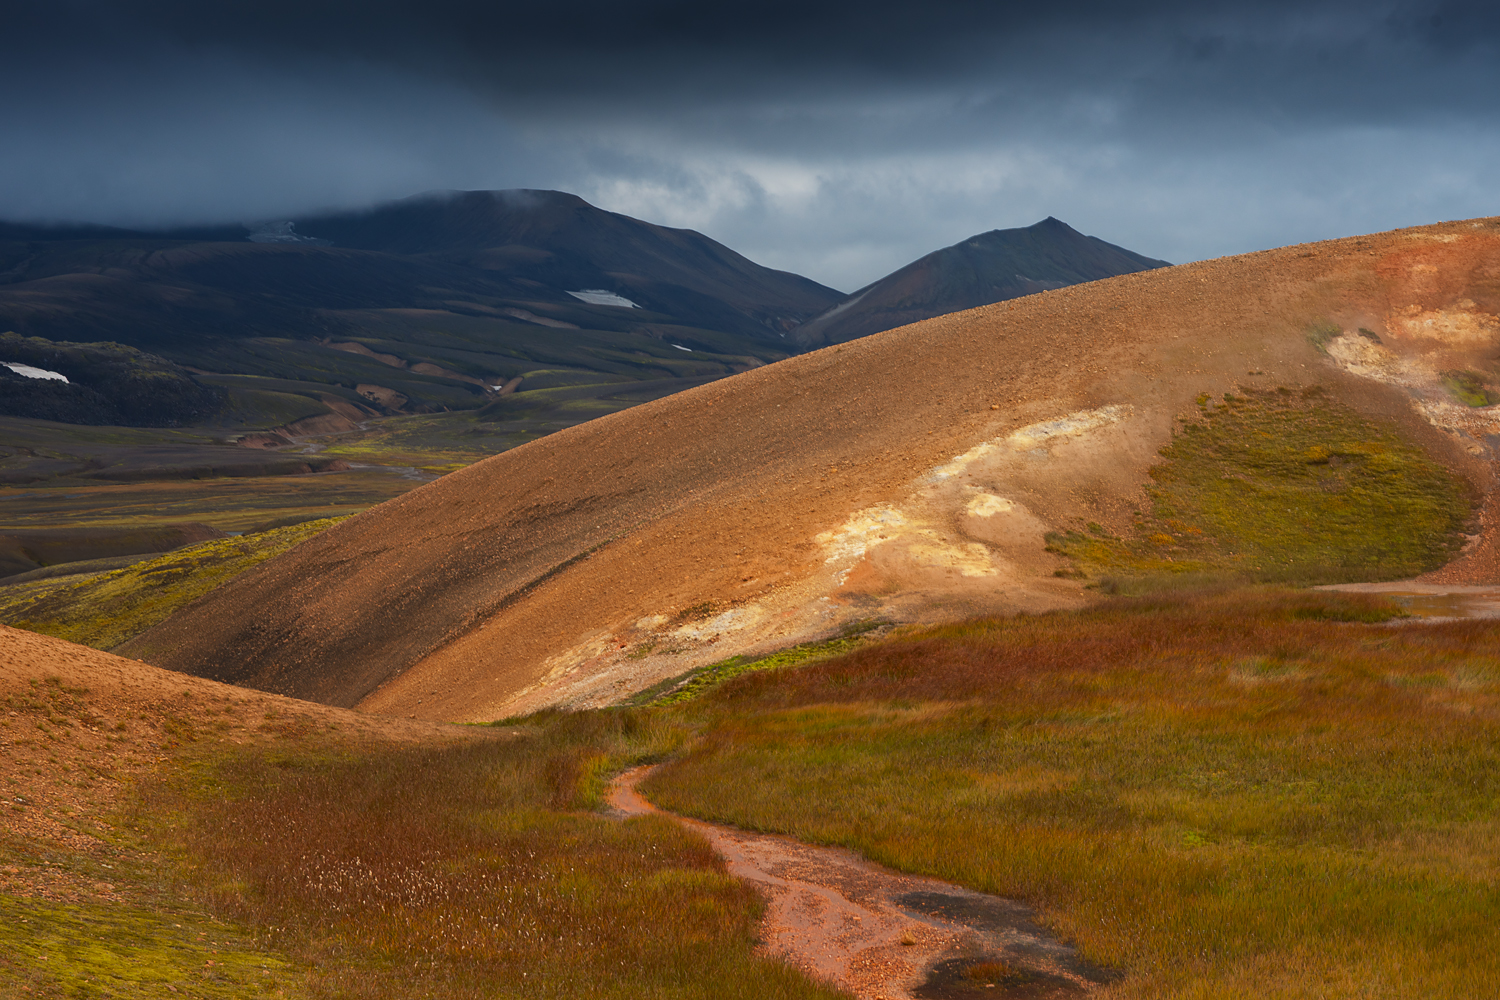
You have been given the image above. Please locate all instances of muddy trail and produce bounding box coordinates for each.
[607,767,1119,1000]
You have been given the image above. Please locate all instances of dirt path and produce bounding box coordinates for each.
[1316,582,1500,619]
[607,766,1118,999]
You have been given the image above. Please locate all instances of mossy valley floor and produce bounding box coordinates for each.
[7,589,1500,998]
[0,519,341,651]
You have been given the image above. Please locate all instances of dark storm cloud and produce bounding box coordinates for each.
[41,1,1500,111]
[2,1,1498,288]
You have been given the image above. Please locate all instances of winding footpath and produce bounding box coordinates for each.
[607,766,1118,999]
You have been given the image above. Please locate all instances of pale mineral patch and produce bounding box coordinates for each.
[1320,326,1500,455]
[673,604,766,640]
[904,536,1001,577]
[505,633,617,704]
[1323,332,1409,383]
[929,404,1133,480]
[1387,304,1500,344]
[964,492,1017,518]
[816,506,909,564]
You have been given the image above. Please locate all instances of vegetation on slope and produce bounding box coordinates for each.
[0,519,340,649]
[1047,388,1471,588]
[0,894,305,999]
[0,672,320,998]
[10,588,1500,998]
[1,663,835,999]
[130,714,837,1000]
[644,589,1500,999]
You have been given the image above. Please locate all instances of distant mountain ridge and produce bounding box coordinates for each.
[792,217,1171,347]
[283,189,842,337]
[0,190,843,349]
[0,194,1169,432]
[0,190,848,428]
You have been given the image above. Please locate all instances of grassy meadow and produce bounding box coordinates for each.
[644,589,1500,998]
[7,589,1499,997]
[2,691,838,1000]
[139,714,838,1000]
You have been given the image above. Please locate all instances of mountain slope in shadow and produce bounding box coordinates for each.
[286,189,842,337]
[792,217,1170,348]
[0,191,846,418]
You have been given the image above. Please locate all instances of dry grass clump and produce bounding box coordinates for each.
[140,711,842,1000]
[709,588,1404,706]
[646,589,1500,998]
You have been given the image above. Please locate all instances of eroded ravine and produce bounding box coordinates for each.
[607,766,1119,1000]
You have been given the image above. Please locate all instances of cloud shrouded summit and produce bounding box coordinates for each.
[2,1,1497,289]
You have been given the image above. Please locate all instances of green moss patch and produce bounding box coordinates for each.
[1441,370,1500,408]
[0,894,304,998]
[0,518,341,649]
[1048,388,1472,588]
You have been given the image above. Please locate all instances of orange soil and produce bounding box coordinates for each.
[0,624,476,903]
[122,217,1500,722]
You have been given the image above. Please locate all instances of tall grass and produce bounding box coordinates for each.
[645,590,1500,998]
[140,711,843,1000]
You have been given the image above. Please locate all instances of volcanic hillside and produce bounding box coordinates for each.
[126,217,1500,722]
[790,217,1170,347]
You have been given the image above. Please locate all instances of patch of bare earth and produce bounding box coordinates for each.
[608,766,1117,999]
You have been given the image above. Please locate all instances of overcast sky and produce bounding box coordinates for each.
[2,1,1497,291]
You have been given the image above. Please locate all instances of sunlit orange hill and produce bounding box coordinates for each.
[122,217,1500,721]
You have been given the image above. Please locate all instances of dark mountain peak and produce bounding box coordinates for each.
[276,188,842,332]
[791,220,1170,348]
[285,188,663,254]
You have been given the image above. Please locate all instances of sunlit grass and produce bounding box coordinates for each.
[135,712,842,1000]
[1048,388,1472,588]
[0,893,304,999]
[14,587,1499,998]
[645,589,1500,998]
